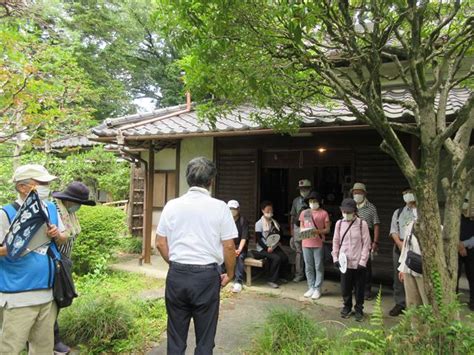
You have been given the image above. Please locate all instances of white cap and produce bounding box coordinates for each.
[12,164,57,183]
[298,179,312,188]
[227,200,240,209]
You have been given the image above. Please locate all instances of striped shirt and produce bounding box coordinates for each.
[356,200,380,230]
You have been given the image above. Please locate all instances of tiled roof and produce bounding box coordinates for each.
[92,88,471,140]
[50,136,101,149]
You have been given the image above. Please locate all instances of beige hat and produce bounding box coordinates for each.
[12,164,57,183]
[351,182,367,193]
[298,179,312,188]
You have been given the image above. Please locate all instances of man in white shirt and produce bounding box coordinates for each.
[156,157,237,355]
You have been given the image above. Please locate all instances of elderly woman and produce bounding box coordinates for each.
[332,198,371,321]
[253,200,289,289]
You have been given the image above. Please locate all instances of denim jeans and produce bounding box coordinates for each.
[302,247,324,291]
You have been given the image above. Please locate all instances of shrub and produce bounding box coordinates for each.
[251,309,330,354]
[118,236,143,254]
[73,205,128,275]
[59,294,134,353]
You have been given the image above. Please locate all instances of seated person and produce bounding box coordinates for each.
[227,200,249,293]
[253,200,289,289]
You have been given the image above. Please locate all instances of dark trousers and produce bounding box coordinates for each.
[458,248,474,306]
[341,268,366,313]
[235,252,247,284]
[365,258,372,296]
[54,319,60,345]
[165,263,221,355]
[252,246,289,283]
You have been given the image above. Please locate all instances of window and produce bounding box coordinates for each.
[153,171,177,208]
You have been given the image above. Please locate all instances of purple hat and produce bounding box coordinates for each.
[52,181,96,206]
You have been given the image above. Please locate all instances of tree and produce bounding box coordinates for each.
[60,0,185,120]
[0,17,98,168]
[158,0,473,315]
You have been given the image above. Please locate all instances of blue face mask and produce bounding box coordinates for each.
[67,204,81,213]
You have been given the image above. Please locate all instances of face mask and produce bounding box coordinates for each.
[231,209,239,217]
[353,194,365,204]
[309,202,319,210]
[300,190,310,198]
[462,202,469,211]
[264,212,273,219]
[67,204,81,213]
[342,212,354,221]
[36,185,50,200]
[403,193,416,204]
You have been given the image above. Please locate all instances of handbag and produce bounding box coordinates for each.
[48,245,78,308]
[405,226,423,274]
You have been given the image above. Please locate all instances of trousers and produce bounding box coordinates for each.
[165,262,221,355]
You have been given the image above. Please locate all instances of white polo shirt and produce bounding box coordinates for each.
[156,187,238,265]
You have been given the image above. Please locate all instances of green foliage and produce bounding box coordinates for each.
[251,309,330,354]
[0,146,130,205]
[73,205,128,275]
[59,271,166,354]
[250,291,474,354]
[118,236,143,254]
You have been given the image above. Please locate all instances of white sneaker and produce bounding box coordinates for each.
[304,288,315,298]
[311,289,321,300]
[232,282,242,293]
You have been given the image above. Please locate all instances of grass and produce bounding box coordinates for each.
[59,271,166,354]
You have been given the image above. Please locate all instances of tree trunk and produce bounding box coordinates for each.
[414,147,456,316]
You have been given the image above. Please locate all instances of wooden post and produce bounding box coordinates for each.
[143,142,155,264]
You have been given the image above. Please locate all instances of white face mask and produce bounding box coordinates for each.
[353,194,365,204]
[462,202,469,211]
[264,212,273,219]
[231,209,239,217]
[36,185,51,200]
[403,193,416,204]
[342,212,354,221]
[309,202,319,210]
[300,189,310,198]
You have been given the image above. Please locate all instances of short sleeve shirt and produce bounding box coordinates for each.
[390,206,417,241]
[290,196,307,225]
[356,200,380,230]
[156,187,238,265]
[299,209,329,248]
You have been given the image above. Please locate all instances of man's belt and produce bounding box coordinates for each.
[170,261,217,270]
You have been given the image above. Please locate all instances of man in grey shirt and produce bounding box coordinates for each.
[388,187,417,316]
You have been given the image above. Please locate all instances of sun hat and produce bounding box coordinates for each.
[52,181,96,206]
[12,164,57,183]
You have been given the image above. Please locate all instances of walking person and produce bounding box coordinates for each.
[458,194,474,311]
[0,164,67,354]
[290,179,311,282]
[332,198,371,321]
[351,183,380,300]
[156,157,237,355]
[253,200,289,288]
[299,191,331,300]
[52,181,96,354]
[388,187,417,316]
[227,200,249,293]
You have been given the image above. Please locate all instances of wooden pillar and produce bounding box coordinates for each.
[143,142,155,264]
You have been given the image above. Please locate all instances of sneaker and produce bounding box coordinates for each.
[354,311,364,322]
[54,341,71,354]
[311,289,321,300]
[304,288,315,298]
[364,292,373,301]
[267,282,279,289]
[340,307,351,318]
[389,304,405,317]
[278,278,289,284]
[232,282,242,293]
[293,275,305,282]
